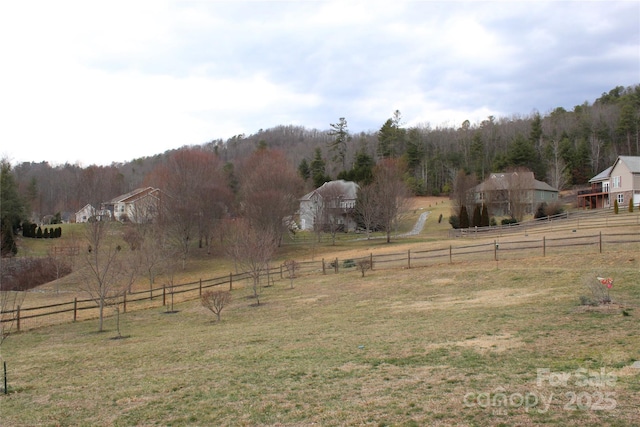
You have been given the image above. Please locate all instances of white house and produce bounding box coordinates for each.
[299,180,359,232]
[74,204,96,223]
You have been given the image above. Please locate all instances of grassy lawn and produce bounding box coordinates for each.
[1,246,639,426]
[3,197,638,425]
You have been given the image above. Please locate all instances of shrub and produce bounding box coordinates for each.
[580,274,612,305]
[201,290,231,322]
[501,218,518,225]
[629,199,634,213]
[448,215,460,229]
[534,202,547,219]
[357,259,373,277]
[614,199,619,214]
[0,256,72,291]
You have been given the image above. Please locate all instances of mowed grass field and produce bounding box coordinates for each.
[2,198,639,426]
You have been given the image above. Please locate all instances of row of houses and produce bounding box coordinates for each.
[75,156,640,227]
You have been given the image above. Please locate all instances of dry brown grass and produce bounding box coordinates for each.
[1,246,639,426]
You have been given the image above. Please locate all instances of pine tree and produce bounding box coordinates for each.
[298,158,310,182]
[481,203,490,227]
[472,205,481,227]
[459,205,470,229]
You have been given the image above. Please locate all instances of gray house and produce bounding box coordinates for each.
[471,171,559,218]
[299,180,359,232]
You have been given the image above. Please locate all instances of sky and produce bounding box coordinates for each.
[1,1,638,167]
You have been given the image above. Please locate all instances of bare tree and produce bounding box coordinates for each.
[162,257,180,313]
[282,259,299,289]
[372,159,409,243]
[354,184,379,239]
[545,138,569,191]
[506,168,535,222]
[201,290,231,322]
[317,183,348,245]
[80,220,131,332]
[238,149,304,246]
[451,169,478,215]
[225,222,277,305]
[148,149,231,268]
[357,259,372,277]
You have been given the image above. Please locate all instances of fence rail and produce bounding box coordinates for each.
[448,211,640,238]
[2,230,639,333]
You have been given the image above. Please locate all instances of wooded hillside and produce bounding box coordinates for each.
[7,84,640,221]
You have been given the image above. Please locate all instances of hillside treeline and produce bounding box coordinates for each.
[6,84,640,223]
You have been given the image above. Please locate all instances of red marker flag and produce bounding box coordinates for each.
[597,277,613,289]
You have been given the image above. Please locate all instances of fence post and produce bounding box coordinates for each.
[334,258,339,273]
[322,259,326,275]
[73,297,77,322]
[123,292,127,313]
[229,273,233,291]
[370,253,373,271]
[16,305,20,332]
[543,236,546,257]
[494,240,497,261]
[449,245,452,264]
[280,264,283,279]
[162,286,166,306]
[599,231,602,253]
[408,250,411,269]
[199,279,202,296]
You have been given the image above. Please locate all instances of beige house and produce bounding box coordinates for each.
[579,156,640,209]
[100,187,162,223]
[609,156,640,208]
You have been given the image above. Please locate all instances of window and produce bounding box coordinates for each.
[612,176,621,188]
[603,182,609,192]
[617,194,624,204]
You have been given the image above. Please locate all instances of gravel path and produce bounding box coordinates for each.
[398,211,430,237]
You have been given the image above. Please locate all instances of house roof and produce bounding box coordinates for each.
[300,180,359,201]
[75,204,95,215]
[615,156,640,173]
[105,187,159,204]
[589,166,613,183]
[588,156,640,183]
[474,172,558,193]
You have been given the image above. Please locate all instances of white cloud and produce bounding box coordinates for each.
[0,0,638,165]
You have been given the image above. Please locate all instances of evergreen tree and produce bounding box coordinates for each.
[36,226,43,238]
[1,218,17,257]
[614,199,619,214]
[472,205,481,227]
[629,198,634,213]
[349,150,375,185]
[1,160,26,256]
[43,228,50,238]
[481,203,490,227]
[310,147,329,188]
[459,205,470,229]
[377,111,406,159]
[327,117,351,171]
[298,158,311,182]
